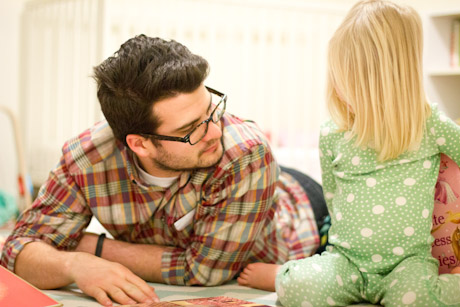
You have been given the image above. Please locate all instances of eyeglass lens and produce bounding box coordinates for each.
[189,94,225,144]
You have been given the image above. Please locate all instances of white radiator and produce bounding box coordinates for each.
[21,0,346,185]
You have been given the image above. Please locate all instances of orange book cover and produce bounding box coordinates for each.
[0,265,62,307]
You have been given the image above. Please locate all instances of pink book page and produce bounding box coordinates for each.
[432,154,460,273]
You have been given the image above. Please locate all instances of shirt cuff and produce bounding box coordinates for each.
[1,237,42,272]
[161,247,187,285]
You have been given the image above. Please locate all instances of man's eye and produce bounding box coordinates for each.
[185,126,196,135]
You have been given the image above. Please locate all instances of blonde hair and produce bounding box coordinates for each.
[327,0,430,161]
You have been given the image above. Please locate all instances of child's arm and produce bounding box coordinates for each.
[319,122,337,211]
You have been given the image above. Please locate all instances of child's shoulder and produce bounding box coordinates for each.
[426,103,453,129]
[320,119,339,133]
[427,103,443,122]
[319,120,346,151]
[320,119,343,139]
[321,119,336,128]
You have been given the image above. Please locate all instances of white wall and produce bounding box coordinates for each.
[1,0,459,199]
[0,0,29,199]
[3,0,458,120]
[0,0,29,114]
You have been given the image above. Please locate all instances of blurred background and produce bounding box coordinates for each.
[1,0,460,214]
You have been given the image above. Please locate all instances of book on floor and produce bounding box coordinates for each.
[121,296,271,306]
[0,265,62,307]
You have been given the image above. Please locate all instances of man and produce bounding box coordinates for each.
[1,35,327,306]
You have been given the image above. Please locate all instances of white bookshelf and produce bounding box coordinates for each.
[424,10,460,119]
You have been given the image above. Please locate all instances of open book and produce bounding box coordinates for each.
[121,296,271,306]
[0,265,62,307]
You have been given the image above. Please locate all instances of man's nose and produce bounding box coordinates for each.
[201,120,222,142]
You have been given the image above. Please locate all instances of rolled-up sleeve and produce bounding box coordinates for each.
[1,155,92,271]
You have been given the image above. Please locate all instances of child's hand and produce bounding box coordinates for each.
[450,267,460,274]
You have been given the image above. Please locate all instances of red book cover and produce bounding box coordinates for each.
[0,265,62,307]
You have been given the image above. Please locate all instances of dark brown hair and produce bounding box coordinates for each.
[94,35,209,146]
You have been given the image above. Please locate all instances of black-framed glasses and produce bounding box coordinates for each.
[140,86,227,145]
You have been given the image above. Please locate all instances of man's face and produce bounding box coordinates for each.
[147,84,224,176]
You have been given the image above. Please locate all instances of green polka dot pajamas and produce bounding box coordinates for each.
[275,105,460,306]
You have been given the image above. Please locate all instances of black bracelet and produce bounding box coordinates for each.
[95,233,106,257]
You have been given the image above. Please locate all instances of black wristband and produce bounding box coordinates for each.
[95,233,106,257]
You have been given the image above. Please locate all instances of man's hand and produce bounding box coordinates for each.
[75,233,167,283]
[15,241,161,307]
[68,252,159,306]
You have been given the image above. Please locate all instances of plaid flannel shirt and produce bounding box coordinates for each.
[1,113,319,285]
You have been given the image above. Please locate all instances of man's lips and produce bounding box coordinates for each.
[203,142,218,153]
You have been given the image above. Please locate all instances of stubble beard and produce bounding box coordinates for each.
[151,138,224,173]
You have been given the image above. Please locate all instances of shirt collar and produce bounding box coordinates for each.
[123,145,192,190]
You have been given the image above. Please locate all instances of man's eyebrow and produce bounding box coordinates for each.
[175,117,201,133]
[174,97,213,133]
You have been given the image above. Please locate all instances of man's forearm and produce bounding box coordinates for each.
[15,239,162,305]
[15,241,77,289]
[75,233,169,283]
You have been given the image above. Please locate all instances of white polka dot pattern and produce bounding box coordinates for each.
[316,105,460,274]
[275,104,460,307]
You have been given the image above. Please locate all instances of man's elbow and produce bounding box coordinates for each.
[182,268,235,287]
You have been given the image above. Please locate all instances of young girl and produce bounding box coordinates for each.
[238,0,460,306]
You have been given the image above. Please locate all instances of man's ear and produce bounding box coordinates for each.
[126,134,155,157]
